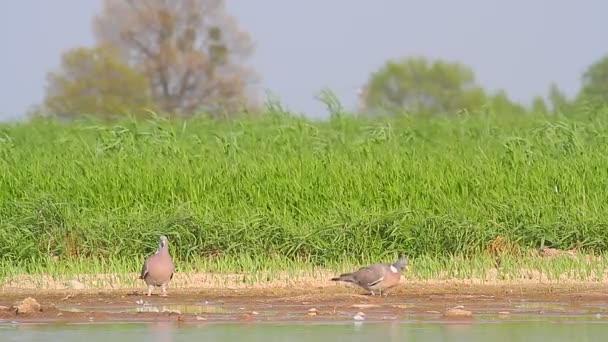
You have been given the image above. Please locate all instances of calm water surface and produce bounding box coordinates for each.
[1,320,606,342]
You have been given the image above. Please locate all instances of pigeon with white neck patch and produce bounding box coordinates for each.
[139,235,174,297]
[331,253,408,296]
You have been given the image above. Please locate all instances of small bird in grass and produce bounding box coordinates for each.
[140,235,175,297]
[331,253,408,296]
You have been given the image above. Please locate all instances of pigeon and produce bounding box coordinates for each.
[140,235,175,297]
[331,253,408,296]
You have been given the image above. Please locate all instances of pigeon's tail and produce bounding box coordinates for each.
[331,273,356,283]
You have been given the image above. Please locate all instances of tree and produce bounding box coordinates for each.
[487,90,527,115]
[531,95,548,114]
[44,45,154,120]
[548,82,569,113]
[578,55,608,106]
[92,0,257,116]
[359,57,487,116]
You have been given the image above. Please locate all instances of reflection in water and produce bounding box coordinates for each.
[438,321,475,340]
[1,321,608,342]
[55,303,235,315]
[134,304,234,314]
[148,321,173,342]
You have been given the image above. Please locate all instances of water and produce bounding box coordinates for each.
[56,303,238,315]
[1,320,606,342]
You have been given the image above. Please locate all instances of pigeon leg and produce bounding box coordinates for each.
[160,284,168,297]
[146,284,154,297]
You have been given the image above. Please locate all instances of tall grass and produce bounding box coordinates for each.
[1,107,608,275]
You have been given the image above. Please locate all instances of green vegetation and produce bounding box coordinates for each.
[38,0,257,119]
[2,107,608,279]
[1,253,607,289]
[44,45,154,120]
[359,57,488,116]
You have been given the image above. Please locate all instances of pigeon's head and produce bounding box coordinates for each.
[393,253,408,271]
[158,235,169,249]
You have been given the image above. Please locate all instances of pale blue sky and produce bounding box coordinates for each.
[1,0,607,120]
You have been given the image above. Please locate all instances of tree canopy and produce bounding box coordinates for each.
[43,0,256,119]
[548,82,570,113]
[44,45,153,120]
[531,95,548,114]
[577,55,608,106]
[360,57,487,116]
[93,0,256,116]
[37,2,608,121]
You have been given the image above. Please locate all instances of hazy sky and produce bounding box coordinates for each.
[1,0,607,120]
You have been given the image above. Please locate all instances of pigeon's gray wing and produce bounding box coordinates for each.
[352,264,386,287]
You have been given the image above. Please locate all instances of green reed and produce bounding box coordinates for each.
[1,107,608,276]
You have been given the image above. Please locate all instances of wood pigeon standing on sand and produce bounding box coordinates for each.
[140,235,175,296]
[331,253,408,295]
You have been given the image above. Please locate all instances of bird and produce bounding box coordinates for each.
[139,235,175,297]
[331,253,408,296]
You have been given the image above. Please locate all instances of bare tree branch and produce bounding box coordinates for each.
[93,0,257,116]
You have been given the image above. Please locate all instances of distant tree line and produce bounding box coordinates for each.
[33,0,608,120]
[358,56,608,117]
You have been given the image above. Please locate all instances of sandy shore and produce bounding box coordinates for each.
[1,275,608,324]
